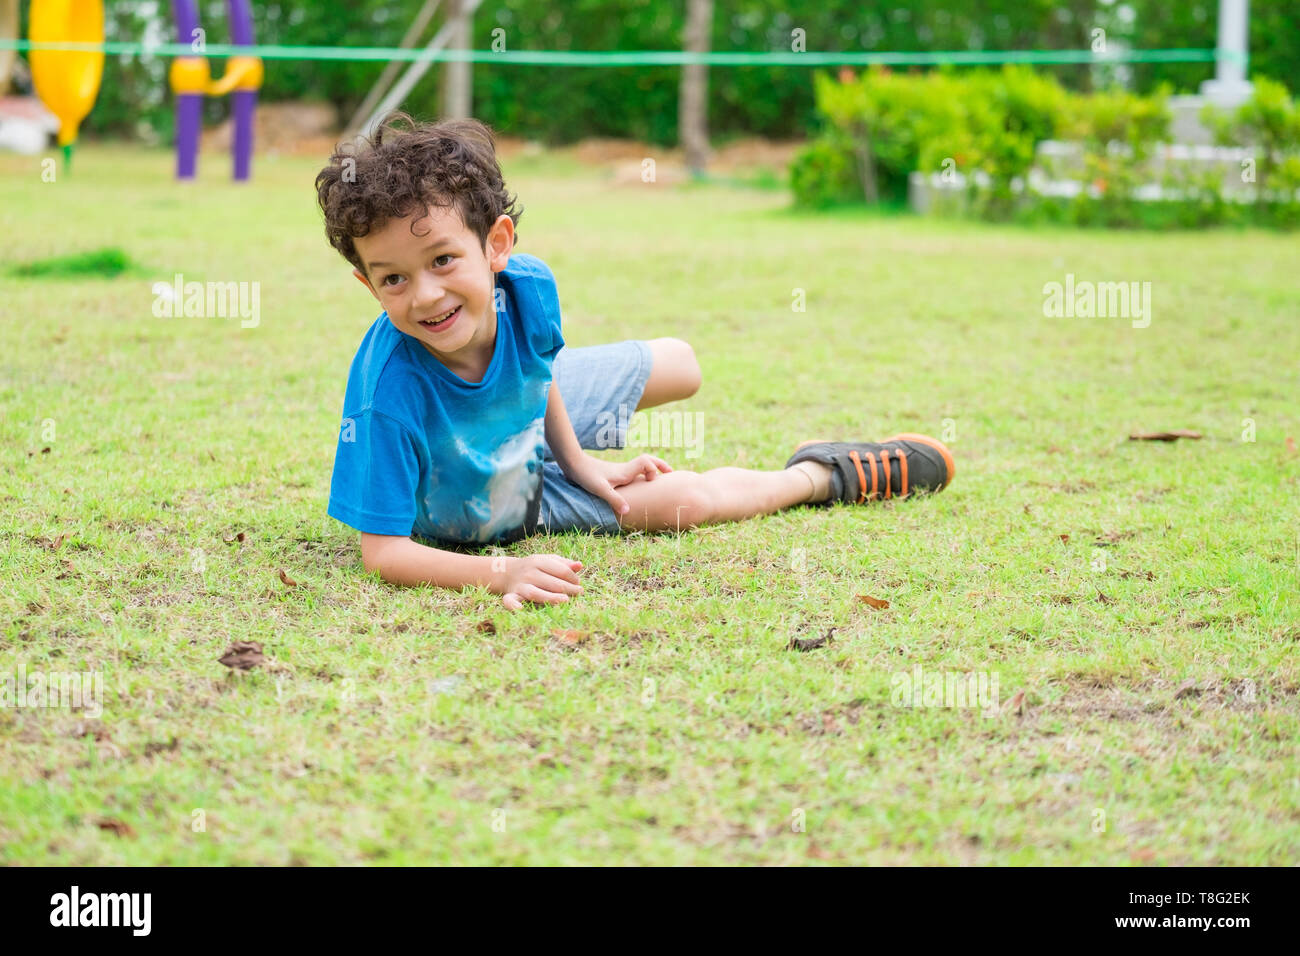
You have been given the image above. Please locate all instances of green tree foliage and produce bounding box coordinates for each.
[16,0,1297,144]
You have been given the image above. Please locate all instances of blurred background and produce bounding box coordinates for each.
[1,1,1295,141]
[2,1,1297,229]
[0,0,1294,227]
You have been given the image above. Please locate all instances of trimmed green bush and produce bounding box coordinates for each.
[794,68,1300,229]
[787,135,861,208]
[1204,76,1300,216]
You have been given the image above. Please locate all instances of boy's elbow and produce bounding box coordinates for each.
[360,532,401,578]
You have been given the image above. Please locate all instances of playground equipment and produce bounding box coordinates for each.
[27,0,104,167]
[22,0,260,178]
[169,0,263,180]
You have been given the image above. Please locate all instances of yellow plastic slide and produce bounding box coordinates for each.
[28,0,105,150]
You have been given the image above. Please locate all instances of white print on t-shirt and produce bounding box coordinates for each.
[470,419,545,542]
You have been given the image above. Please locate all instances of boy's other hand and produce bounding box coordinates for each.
[566,453,673,517]
[498,554,584,610]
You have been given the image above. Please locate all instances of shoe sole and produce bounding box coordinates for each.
[793,433,956,491]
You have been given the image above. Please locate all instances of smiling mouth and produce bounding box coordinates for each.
[418,305,461,331]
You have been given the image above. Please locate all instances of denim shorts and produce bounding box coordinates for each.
[537,339,653,536]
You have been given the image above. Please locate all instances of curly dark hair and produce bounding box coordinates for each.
[315,111,523,275]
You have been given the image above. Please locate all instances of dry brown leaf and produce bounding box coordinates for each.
[278,569,298,588]
[223,531,246,544]
[476,620,497,635]
[551,629,590,646]
[1174,678,1200,699]
[1287,437,1298,455]
[218,641,266,670]
[1096,591,1117,605]
[1003,689,1026,715]
[1119,569,1156,580]
[96,818,136,838]
[143,737,180,756]
[1058,533,1070,544]
[856,594,890,610]
[1128,430,1202,442]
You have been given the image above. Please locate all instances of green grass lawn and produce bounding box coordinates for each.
[1,144,1297,865]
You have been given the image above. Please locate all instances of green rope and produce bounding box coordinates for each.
[62,142,72,174]
[0,39,1239,66]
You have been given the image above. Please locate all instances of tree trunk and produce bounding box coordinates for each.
[678,0,713,175]
[852,123,879,204]
[0,0,18,96]
[442,0,472,119]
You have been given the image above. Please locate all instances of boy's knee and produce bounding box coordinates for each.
[677,340,702,396]
[669,474,713,527]
[652,337,702,397]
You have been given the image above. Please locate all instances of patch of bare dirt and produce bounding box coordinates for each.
[562,135,804,186]
[201,101,340,157]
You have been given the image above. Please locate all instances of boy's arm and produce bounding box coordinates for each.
[543,381,674,515]
[360,532,583,608]
[361,532,498,587]
[542,380,589,476]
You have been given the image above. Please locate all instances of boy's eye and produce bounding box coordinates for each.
[434,255,453,267]
[382,274,404,287]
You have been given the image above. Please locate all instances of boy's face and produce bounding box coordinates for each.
[352,203,515,368]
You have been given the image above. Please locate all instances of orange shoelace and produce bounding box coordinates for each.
[847,447,909,503]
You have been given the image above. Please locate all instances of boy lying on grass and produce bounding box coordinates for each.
[318,113,955,610]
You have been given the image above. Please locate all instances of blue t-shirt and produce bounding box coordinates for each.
[327,252,564,546]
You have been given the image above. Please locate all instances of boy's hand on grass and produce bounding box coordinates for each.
[565,453,673,517]
[496,554,584,610]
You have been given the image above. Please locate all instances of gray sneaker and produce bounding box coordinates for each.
[785,433,955,504]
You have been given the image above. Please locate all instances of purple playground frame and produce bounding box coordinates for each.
[172,0,258,181]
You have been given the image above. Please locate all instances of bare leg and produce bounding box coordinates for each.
[614,462,831,533]
[605,338,836,532]
[637,337,701,410]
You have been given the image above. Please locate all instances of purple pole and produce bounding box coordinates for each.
[228,0,256,182]
[172,0,202,180]
[232,90,256,181]
[227,0,253,43]
[176,96,202,179]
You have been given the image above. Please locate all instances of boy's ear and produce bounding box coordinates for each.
[353,267,381,302]
[487,214,515,273]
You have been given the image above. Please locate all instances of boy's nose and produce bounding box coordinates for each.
[411,276,445,310]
